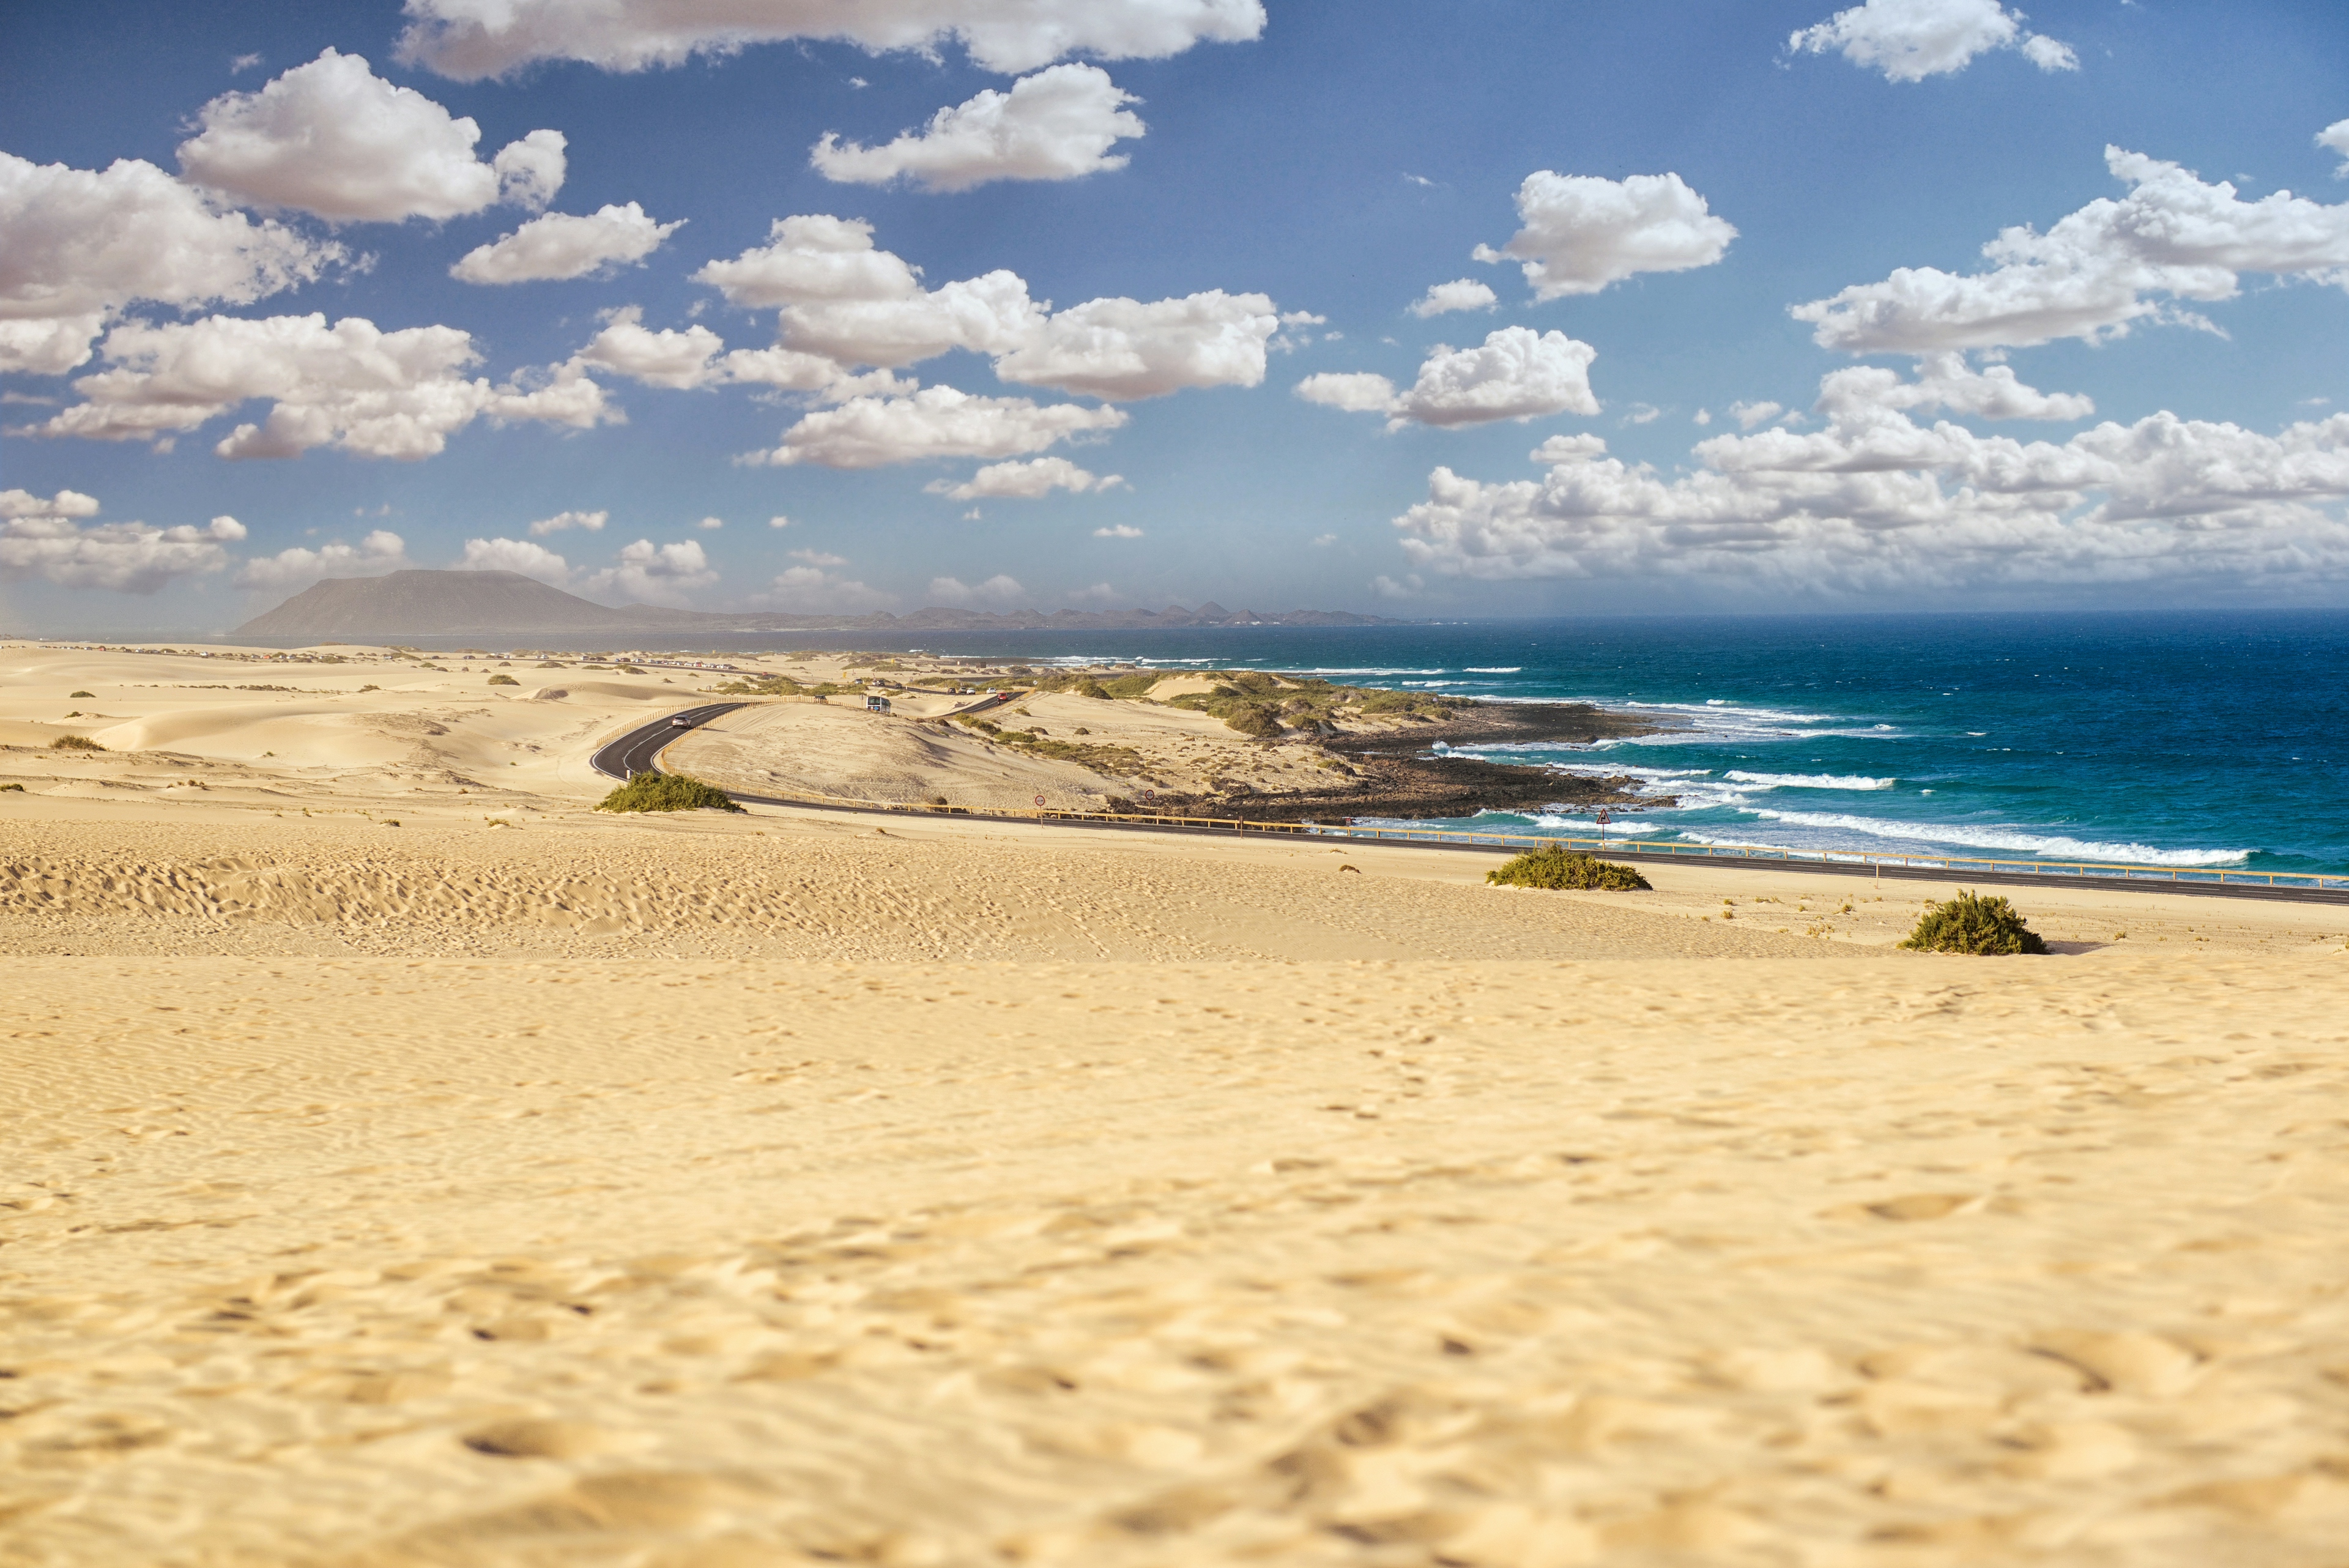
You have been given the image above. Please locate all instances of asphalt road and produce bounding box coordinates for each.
[588,702,747,781]
[589,700,2347,905]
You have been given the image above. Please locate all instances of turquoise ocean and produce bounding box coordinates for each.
[454,611,2349,876]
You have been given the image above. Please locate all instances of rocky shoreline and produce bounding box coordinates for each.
[1154,699,1676,825]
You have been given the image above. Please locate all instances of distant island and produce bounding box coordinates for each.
[233,570,1405,639]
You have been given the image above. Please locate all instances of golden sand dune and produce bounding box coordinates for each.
[5,951,2347,1566]
[6,641,2348,1566]
[0,814,1854,961]
[674,699,1135,812]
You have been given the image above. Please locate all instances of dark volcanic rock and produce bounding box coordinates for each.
[1156,754,1659,825]
[1156,700,1677,825]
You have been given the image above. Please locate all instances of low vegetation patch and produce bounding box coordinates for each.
[1485,845,1652,891]
[1899,890,2048,955]
[951,714,1148,777]
[69,689,94,698]
[49,734,105,752]
[0,782,24,792]
[712,674,863,698]
[596,771,744,814]
[487,672,520,686]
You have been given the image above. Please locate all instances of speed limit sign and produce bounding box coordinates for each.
[1034,794,1045,808]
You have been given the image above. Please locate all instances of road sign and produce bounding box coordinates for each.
[1034,794,1045,807]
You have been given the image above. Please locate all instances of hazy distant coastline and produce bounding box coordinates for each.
[231,570,1405,640]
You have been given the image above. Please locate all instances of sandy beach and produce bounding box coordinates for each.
[6,642,2347,1566]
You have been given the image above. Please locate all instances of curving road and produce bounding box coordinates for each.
[589,702,747,781]
[592,699,2347,904]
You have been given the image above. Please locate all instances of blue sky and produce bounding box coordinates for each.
[2,0,2345,631]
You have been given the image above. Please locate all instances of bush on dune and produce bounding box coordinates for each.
[1900,890,2048,955]
[1486,844,1651,891]
[596,771,743,814]
[50,734,104,752]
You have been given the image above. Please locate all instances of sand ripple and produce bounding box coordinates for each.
[4,954,2346,1565]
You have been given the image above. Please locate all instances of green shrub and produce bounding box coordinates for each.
[49,734,104,752]
[487,672,520,686]
[595,771,744,814]
[0,782,24,792]
[1486,845,1651,891]
[69,689,94,698]
[1223,705,1283,737]
[716,674,803,696]
[1899,890,2048,955]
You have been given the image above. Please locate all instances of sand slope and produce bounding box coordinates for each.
[0,814,1849,961]
[7,641,2348,1566]
[4,953,2347,1566]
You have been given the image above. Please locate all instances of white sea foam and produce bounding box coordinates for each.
[1742,808,2248,867]
[1724,770,1896,791]
[1282,666,1451,677]
[1464,666,1523,673]
[1625,700,1834,724]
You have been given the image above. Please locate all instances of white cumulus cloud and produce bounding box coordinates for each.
[696,217,1279,398]
[176,48,564,221]
[926,573,1026,606]
[237,529,409,590]
[1293,371,1403,415]
[749,385,1126,469]
[569,306,918,400]
[1389,359,2349,598]
[765,265,1042,370]
[1821,352,2095,422]
[0,489,247,593]
[22,313,617,459]
[1409,278,1498,318]
[694,214,924,307]
[927,455,1123,499]
[1296,327,1600,431]
[1792,146,2349,353]
[2323,119,2349,176]
[993,289,1278,399]
[759,563,891,612]
[398,0,1266,80]
[451,202,683,284]
[0,150,343,375]
[458,535,573,584]
[1789,0,2076,83]
[10,517,248,593]
[1474,171,1736,300]
[527,508,606,537]
[1093,524,1145,538]
[812,64,1143,192]
[583,538,717,607]
[573,309,732,390]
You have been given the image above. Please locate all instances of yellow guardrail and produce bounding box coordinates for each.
[702,781,2348,894]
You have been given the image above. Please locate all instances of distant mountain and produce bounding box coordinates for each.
[233,570,1403,639]
[234,571,702,637]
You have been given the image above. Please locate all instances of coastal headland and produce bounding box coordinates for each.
[5,638,2347,1567]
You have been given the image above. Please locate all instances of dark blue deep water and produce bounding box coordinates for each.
[424,611,2349,874]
